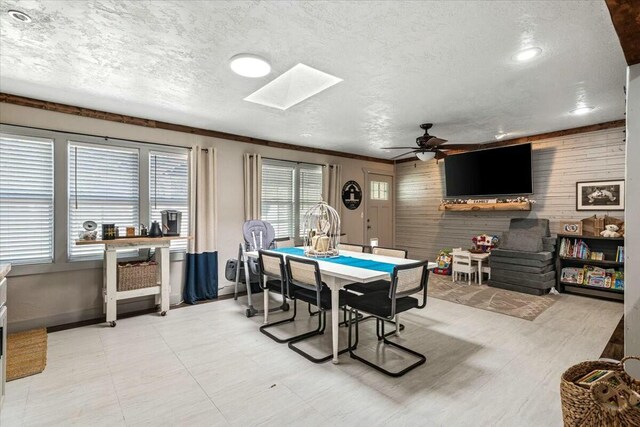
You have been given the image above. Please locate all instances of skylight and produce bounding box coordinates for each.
[244,63,342,110]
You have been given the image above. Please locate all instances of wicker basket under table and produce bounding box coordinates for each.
[117,261,158,291]
[560,356,640,426]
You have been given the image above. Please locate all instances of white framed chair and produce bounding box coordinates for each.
[452,248,477,285]
[479,265,491,283]
[338,243,365,253]
[274,237,295,248]
[371,246,408,258]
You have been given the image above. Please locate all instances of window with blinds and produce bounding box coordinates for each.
[298,164,324,237]
[261,161,295,238]
[0,133,54,264]
[150,151,189,251]
[68,142,140,260]
[261,159,323,240]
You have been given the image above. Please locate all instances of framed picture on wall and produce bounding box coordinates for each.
[576,180,624,211]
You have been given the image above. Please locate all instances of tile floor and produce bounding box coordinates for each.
[2,291,622,426]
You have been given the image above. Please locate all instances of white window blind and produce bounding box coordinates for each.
[261,160,295,238]
[261,160,323,240]
[298,164,324,237]
[150,151,189,251]
[0,133,54,264]
[68,142,139,260]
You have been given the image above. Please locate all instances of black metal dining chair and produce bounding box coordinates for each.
[343,246,409,333]
[285,256,352,363]
[344,246,408,294]
[257,250,295,343]
[346,260,430,377]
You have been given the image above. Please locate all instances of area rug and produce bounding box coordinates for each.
[7,328,47,381]
[427,274,557,321]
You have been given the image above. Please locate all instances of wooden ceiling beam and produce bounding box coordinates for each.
[605,0,640,66]
[0,92,394,165]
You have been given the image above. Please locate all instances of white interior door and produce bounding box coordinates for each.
[366,173,393,247]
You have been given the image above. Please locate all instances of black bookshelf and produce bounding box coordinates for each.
[556,234,624,301]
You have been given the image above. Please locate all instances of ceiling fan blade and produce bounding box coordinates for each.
[439,144,481,150]
[391,151,418,160]
[435,150,448,160]
[426,137,448,146]
[381,146,421,149]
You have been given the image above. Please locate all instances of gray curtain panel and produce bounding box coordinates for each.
[243,153,262,221]
[323,163,342,218]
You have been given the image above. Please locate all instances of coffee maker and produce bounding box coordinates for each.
[161,210,181,236]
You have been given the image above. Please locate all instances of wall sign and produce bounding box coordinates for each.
[342,180,362,210]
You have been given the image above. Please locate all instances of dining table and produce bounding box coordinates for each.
[245,248,436,364]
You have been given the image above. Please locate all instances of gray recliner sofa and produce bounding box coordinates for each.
[488,219,556,295]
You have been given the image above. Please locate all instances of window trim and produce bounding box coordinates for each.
[0,124,190,277]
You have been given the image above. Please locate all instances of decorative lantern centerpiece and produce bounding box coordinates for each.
[302,201,341,258]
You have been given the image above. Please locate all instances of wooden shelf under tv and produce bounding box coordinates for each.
[438,201,531,212]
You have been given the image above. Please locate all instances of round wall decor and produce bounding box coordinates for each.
[342,180,362,210]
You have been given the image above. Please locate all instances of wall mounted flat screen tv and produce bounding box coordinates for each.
[444,143,533,197]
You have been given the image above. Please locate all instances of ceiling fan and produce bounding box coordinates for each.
[383,123,479,161]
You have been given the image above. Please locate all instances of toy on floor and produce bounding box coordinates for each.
[433,249,453,275]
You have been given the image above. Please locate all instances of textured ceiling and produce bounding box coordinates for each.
[0,0,627,159]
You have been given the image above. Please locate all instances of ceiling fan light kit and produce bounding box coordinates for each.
[383,123,479,161]
[416,151,436,161]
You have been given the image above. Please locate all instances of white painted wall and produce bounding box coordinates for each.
[0,102,393,331]
[625,64,640,369]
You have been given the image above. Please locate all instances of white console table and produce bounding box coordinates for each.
[76,237,190,327]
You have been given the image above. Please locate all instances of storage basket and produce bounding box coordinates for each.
[560,356,640,426]
[581,215,605,237]
[117,261,158,291]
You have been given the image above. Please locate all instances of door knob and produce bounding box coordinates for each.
[367,226,372,229]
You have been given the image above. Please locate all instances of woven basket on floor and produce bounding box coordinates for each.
[7,328,47,381]
[117,261,158,291]
[560,356,640,426]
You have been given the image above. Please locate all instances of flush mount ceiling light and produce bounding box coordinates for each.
[416,151,436,161]
[570,106,595,115]
[229,54,271,78]
[8,10,32,23]
[513,47,542,62]
[244,63,342,110]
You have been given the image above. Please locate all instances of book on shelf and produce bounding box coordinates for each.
[560,265,624,290]
[615,246,624,263]
[559,237,591,260]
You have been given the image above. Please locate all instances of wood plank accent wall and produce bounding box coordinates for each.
[395,127,626,260]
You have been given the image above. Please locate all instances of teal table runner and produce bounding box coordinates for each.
[272,247,396,274]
